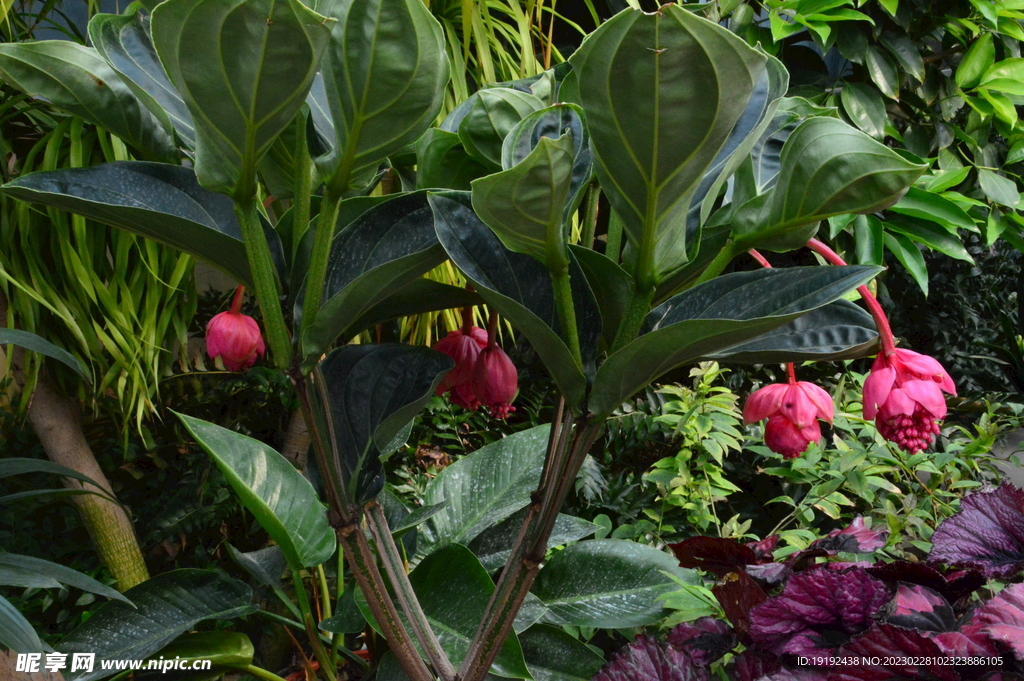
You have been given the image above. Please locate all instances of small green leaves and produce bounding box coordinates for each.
[956,32,995,90]
[152,0,330,198]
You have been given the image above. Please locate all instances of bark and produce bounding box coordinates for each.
[280,408,310,468]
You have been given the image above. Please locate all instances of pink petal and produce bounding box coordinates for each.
[902,379,948,419]
[880,386,917,419]
[743,383,787,424]
[779,384,819,429]
[862,365,895,420]
[796,381,835,424]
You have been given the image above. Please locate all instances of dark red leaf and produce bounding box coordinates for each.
[829,624,959,681]
[666,617,736,666]
[713,569,768,639]
[670,537,760,577]
[812,517,889,555]
[885,584,958,632]
[591,635,707,681]
[975,583,1024,661]
[930,483,1024,580]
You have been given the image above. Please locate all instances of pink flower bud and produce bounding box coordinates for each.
[472,344,518,419]
[432,326,488,395]
[744,380,834,459]
[205,286,265,372]
[862,348,956,453]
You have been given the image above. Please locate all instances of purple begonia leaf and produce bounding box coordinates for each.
[975,583,1024,661]
[591,635,707,681]
[748,567,890,656]
[666,617,736,666]
[748,535,781,561]
[747,562,791,585]
[829,624,959,681]
[929,482,1024,580]
[884,584,958,632]
[867,562,985,609]
[713,568,768,639]
[933,623,1002,659]
[811,517,889,555]
[670,537,759,577]
[730,651,781,681]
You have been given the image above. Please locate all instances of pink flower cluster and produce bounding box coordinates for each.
[433,319,517,418]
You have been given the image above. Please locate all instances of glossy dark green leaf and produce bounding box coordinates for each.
[177,413,336,570]
[154,632,254,669]
[886,217,973,263]
[0,594,42,653]
[318,586,366,634]
[391,501,450,535]
[417,425,549,556]
[301,192,447,360]
[1,162,255,285]
[737,109,800,200]
[879,33,924,81]
[518,624,605,681]
[88,11,195,148]
[458,88,545,170]
[569,5,766,280]
[468,507,599,572]
[225,545,287,588]
[430,192,600,406]
[472,134,576,270]
[732,117,926,251]
[888,186,974,231]
[314,0,449,193]
[570,245,632,347]
[853,214,885,265]
[0,328,85,377]
[865,45,900,99]
[58,570,254,681]
[532,539,696,628]
[589,265,880,416]
[706,299,878,363]
[343,279,482,336]
[0,554,131,605]
[956,33,994,89]
[0,458,107,492]
[884,230,928,296]
[978,168,1021,208]
[407,545,531,678]
[309,344,452,506]
[0,565,61,590]
[152,0,329,197]
[415,128,489,190]
[0,41,176,161]
[840,82,887,140]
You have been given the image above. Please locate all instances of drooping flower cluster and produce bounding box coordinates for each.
[432,309,517,418]
[743,370,834,460]
[205,285,265,371]
[862,348,957,454]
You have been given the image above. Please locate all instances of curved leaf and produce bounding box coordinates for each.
[152,0,329,197]
[458,88,545,170]
[88,11,195,148]
[417,425,550,556]
[518,624,606,681]
[468,507,599,572]
[314,0,449,192]
[0,594,42,654]
[343,279,482,338]
[151,632,254,670]
[0,41,176,161]
[415,128,489,190]
[0,554,131,605]
[225,545,286,589]
[532,539,696,628]
[301,192,447,360]
[430,192,600,407]
[176,413,336,570]
[1,162,253,285]
[707,299,879,363]
[589,266,881,416]
[569,5,767,280]
[0,328,85,377]
[570,245,632,348]
[58,570,254,681]
[309,344,452,506]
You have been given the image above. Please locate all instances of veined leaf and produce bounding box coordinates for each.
[0,554,131,605]
[152,0,330,197]
[0,328,85,377]
[0,594,43,653]
[458,88,545,170]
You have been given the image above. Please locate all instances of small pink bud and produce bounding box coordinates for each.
[432,326,488,395]
[744,380,834,459]
[205,286,265,371]
[472,344,518,419]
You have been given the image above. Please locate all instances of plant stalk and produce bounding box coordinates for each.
[233,200,291,369]
[550,267,582,367]
[242,665,290,681]
[300,189,343,340]
[291,569,339,681]
[609,285,655,354]
[580,184,600,250]
[291,127,314,265]
[692,240,740,287]
[605,208,624,264]
[366,501,456,681]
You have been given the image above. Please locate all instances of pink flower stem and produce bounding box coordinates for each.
[229,285,245,314]
[748,250,800,384]
[805,238,897,357]
[460,306,474,334]
[486,310,499,348]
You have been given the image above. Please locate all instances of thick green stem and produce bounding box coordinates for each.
[290,134,314,265]
[329,548,344,668]
[366,502,455,681]
[301,189,343,339]
[605,208,624,264]
[580,184,600,250]
[692,240,740,288]
[233,200,291,369]
[292,569,338,681]
[242,666,290,681]
[609,285,655,354]
[551,267,582,367]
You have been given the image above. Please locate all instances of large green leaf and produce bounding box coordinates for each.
[0,41,176,162]
[309,344,452,506]
[888,186,974,231]
[430,192,600,407]
[88,11,195,148]
[301,192,447,360]
[569,5,766,282]
[150,632,254,670]
[1,162,253,285]
[588,266,880,416]
[458,88,545,170]
[176,413,336,570]
[0,554,131,605]
[343,279,482,338]
[0,328,85,377]
[0,594,43,653]
[58,570,254,681]
[531,539,696,628]
[472,134,576,270]
[152,0,329,198]
[518,624,605,681]
[416,425,550,557]
[731,117,927,251]
[706,299,879,363]
[414,128,490,190]
[226,545,286,588]
[314,0,449,193]
[467,507,599,572]
[570,245,632,348]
